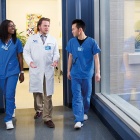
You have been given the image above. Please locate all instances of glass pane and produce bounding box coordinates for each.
[100,0,140,125]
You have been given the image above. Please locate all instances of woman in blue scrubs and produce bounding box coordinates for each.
[0,20,24,130]
[66,19,101,129]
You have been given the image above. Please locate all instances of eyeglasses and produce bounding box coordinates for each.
[8,24,16,28]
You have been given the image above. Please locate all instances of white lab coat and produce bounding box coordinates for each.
[23,33,60,96]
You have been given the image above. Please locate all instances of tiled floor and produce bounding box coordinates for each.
[15,70,63,109]
[0,106,116,140]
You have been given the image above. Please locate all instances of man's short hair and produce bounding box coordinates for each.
[37,17,50,31]
[72,19,86,32]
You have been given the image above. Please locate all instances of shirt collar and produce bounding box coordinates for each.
[38,32,47,37]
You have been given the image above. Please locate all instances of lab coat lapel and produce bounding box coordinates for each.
[44,34,50,45]
[36,33,43,44]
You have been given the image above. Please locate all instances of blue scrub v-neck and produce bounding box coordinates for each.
[0,39,23,78]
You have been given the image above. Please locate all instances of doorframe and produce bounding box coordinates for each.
[1,0,6,21]
[0,0,6,113]
[62,0,76,107]
[62,0,96,107]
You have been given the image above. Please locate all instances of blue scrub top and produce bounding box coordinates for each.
[0,38,23,79]
[66,37,101,79]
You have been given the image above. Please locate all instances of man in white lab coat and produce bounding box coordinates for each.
[23,17,60,128]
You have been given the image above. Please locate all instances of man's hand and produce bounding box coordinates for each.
[95,73,101,82]
[30,62,37,68]
[51,61,58,67]
[67,71,71,80]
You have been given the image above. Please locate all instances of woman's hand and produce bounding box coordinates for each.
[19,73,24,83]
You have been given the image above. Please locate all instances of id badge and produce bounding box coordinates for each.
[78,46,83,51]
[45,46,51,50]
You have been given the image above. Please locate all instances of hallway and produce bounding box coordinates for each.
[0,106,117,140]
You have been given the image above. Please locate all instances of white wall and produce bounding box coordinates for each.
[6,0,62,48]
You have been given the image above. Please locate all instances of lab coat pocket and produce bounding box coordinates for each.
[44,44,54,61]
[44,45,52,56]
[29,67,40,75]
[29,67,40,87]
[45,43,54,52]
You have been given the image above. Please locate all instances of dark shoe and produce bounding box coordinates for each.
[34,112,42,119]
[44,120,55,128]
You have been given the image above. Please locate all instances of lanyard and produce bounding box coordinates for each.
[1,39,12,51]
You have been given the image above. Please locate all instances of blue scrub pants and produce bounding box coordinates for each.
[0,75,18,122]
[71,78,92,122]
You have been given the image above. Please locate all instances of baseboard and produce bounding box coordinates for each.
[66,103,72,108]
[0,108,5,113]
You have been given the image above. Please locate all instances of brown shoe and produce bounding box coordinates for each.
[34,112,42,119]
[44,120,55,128]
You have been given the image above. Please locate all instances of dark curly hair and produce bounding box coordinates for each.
[0,19,17,44]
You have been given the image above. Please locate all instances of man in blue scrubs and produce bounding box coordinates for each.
[0,20,24,129]
[66,19,101,129]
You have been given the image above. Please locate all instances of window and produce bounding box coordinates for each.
[100,0,140,125]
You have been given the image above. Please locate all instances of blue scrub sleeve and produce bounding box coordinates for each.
[16,39,23,53]
[92,39,101,55]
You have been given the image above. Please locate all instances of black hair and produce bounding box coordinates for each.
[72,19,86,32]
[0,19,17,44]
[37,17,50,31]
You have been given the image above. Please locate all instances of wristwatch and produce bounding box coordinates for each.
[20,71,24,74]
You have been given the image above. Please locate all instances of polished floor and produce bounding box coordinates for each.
[0,71,117,140]
[0,106,117,140]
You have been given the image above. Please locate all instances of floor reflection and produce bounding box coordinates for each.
[0,106,116,140]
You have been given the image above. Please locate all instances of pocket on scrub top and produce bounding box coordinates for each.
[8,59,18,71]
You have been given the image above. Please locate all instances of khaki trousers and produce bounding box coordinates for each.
[33,76,53,121]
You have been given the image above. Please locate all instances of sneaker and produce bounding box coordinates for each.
[74,122,83,129]
[12,109,15,118]
[6,121,14,130]
[84,114,88,121]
